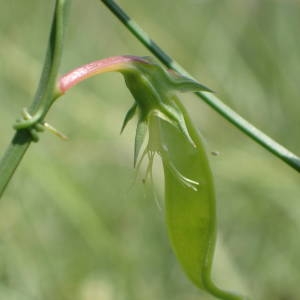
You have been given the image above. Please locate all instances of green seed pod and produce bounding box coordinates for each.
[159,98,244,300]
[160,97,216,288]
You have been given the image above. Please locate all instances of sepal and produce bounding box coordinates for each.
[120,103,137,133]
[134,119,148,167]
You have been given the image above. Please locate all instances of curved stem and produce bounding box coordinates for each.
[100,0,300,173]
[0,0,70,198]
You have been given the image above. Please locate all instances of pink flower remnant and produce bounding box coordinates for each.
[58,55,150,94]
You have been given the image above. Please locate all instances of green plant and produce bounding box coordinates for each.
[0,1,299,299]
[0,0,69,197]
[57,55,243,299]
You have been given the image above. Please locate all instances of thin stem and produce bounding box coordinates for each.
[100,0,300,173]
[0,0,70,198]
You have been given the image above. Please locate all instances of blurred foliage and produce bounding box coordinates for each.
[0,0,300,299]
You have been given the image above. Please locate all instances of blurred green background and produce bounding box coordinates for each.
[1,0,300,299]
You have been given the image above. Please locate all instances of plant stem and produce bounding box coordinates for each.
[0,0,70,198]
[100,0,300,173]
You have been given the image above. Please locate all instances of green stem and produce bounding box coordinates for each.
[0,0,70,198]
[100,0,300,173]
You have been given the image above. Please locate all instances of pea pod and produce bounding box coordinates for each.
[58,56,245,300]
[160,99,216,288]
[158,98,244,300]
